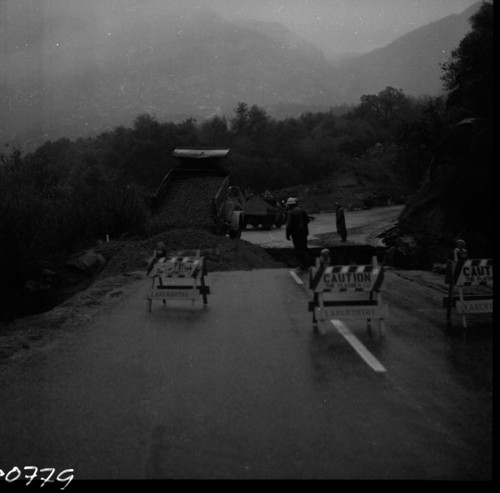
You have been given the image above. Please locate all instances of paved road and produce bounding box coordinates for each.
[0,267,492,480]
[241,205,403,248]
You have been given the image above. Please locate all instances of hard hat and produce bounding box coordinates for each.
[286,197,298,206]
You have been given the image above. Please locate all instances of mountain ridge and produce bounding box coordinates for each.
[0,2,482,150]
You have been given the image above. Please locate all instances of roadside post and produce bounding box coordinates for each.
[147,250,210,311]
[309,256,388,337]
[443,258,493,333]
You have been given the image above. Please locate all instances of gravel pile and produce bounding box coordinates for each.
[97,174,284,278]
[98,228,284,278]
[149,175,225,234]
[243,197,275,214]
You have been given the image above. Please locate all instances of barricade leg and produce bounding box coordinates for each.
[148,278,155,312]
[312,293,319,333]
[379,319,385,338]
[317,293,326,335]
[445,260,454,327]
[458,287,468,331]
[378,293,385,337]
[201,274,208,305]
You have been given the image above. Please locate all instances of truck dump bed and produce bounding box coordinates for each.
[149,148,233,234]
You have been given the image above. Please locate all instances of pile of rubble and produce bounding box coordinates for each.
[148,175,224,234]
[98,228,283,279]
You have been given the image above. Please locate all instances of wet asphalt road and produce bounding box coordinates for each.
[241,205,403,248]
[0,267,492,480]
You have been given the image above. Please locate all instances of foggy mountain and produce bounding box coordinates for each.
[0,1,481,150]
[334,2,482,101]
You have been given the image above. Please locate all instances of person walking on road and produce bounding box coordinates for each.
[285,197,310,272]
[335,202,347,242]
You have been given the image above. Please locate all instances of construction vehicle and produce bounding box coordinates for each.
[151,147,245,239]
[242,193,285,230]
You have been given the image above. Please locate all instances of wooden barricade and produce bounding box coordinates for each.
[147,250,210,311]
[308,256,388,336]
[443,258,493,330]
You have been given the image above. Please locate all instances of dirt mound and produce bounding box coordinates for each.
[243,196,276,214]
[98,228,284,279]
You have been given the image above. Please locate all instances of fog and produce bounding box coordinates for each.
[1,0,480,61]
[0,0,481,147]
[211,0,480,57]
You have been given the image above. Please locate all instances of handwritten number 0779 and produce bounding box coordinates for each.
[0,466,74,490]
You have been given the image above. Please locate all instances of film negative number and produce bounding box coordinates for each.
[0,466,74,490]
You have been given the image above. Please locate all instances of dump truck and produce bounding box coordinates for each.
[151,147,245,238]
[242,194,285,230]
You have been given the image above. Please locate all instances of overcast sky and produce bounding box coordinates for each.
[209,0,480,56]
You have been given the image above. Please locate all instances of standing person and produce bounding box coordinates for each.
[335,202,347,242]
[319,248,331,268]
[453,239,468,262]
[285,197,310,272]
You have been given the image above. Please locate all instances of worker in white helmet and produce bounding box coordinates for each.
[285,197,310,272]
[453,239,468,262]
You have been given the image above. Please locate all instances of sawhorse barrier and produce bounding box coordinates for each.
[443,258,493,331]
[147,250,210,311]
[308,256,388,337]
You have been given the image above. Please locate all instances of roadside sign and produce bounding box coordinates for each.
[456,298,493,314]
[454,259,493,286]
[315,304,388,320]
[445,258,493,332]
[147,252,210,311]
[310,264,383,293]
[309,257,388,337]
[149,256,201,278]
[149,284,201,301]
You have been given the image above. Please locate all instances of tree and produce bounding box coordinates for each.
[441,1,493,119]
[230,102,249,135]
[395,96,449,188]
[358,87,413,128]
[199,115,230,146]
[246,104,272,142]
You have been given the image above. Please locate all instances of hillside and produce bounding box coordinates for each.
[395,117,493,264]
[0,3,340,150]
[0,1,482,150]
[335,2,482,101]
[272,145,411,213]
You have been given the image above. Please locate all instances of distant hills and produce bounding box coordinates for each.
[334,2,481,100]
[0,1,482,150]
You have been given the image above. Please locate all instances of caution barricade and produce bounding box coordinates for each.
[443,258,493,330]
[308,257,388,336]
[147,250,210,311]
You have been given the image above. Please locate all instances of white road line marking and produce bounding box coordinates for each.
[330,320,387,373]
[289,271,304,285]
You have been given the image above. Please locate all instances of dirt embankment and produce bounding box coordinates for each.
[273,157,411,214]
